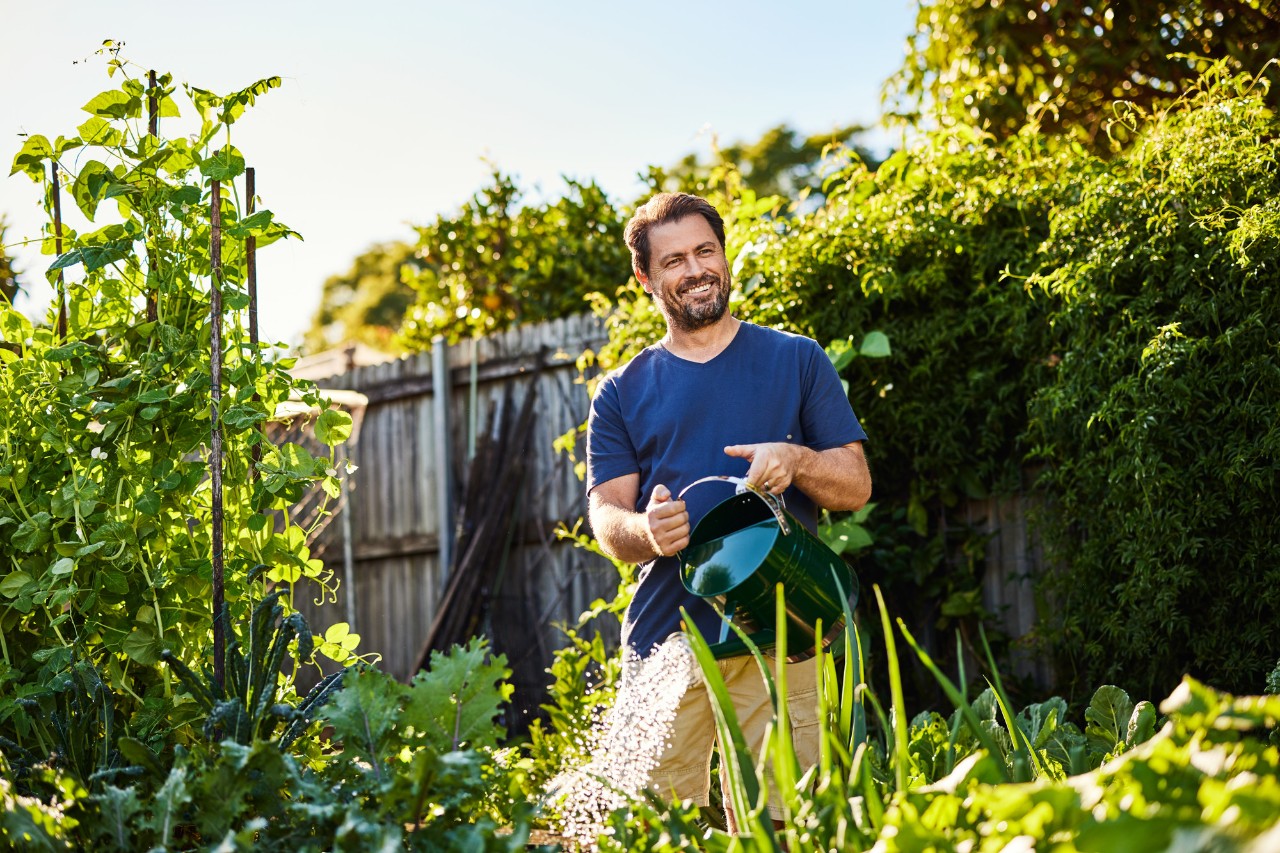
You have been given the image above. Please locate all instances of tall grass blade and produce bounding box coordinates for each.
[945,632,968,776]
[841,625,855,752]
[771,584,799,820]
[895,617,1011,782]
[872,585,910,793]
[978,624,1047,779]
[852,741,884,832]
[815,617,832,780]
[832,565,866,759]
[680,608,775,843]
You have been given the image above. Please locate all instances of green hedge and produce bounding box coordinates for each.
[1023,72,1280,698]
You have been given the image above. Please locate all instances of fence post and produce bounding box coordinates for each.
[432,336,454,589]
[340,439,357,631]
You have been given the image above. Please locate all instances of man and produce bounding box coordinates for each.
[585,192,871,829]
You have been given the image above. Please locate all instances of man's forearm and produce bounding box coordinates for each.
[589,497,660,564]
[792,444,871,511]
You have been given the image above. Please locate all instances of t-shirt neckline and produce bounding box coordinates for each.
[654,319,748,367]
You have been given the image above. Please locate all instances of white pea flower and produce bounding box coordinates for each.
[24,338,33,347]
[325,467,338,478]
[91,446,106,460]
[87,420,105,434]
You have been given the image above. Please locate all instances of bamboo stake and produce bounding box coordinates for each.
[50,163,66,340]
[246,167,261,478]
[246,167,258,345]
[146,70,158,323]
[210,179,226,689]
[147,69,158,137]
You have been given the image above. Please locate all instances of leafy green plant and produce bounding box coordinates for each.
[595,586,1280,852]
[1,638,532,851]
[0,658,156,793]
[161,588,342,748]
[0,47,353,755]
[885,0,1280,146]
[301,638,533,850]
[0,46,369,850]
[1024,63,1280,698]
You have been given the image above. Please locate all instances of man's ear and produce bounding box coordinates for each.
[635,265,651,292]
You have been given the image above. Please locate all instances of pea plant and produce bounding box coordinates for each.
[0,44,354,753]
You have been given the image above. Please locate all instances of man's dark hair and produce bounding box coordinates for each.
[624,192,726,277]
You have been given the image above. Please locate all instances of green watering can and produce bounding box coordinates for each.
[677,475,859,661]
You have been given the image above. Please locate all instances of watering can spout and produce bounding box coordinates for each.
[707,630,776,660]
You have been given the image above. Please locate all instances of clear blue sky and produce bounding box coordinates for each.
[2,0,917,348]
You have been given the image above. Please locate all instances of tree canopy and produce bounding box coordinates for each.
[645,122,881,200]
[302,240,419,354]
[887,0,1280,146]
[397,171,630,346]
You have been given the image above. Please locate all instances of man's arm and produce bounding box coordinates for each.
[723,440,870,511]
[588,474,691,562]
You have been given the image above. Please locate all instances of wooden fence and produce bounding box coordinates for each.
[964,488,1053,686]
[291,313,621,726]
[288,312,1054,725]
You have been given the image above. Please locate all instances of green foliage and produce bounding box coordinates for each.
[162,589,343,748]
[887,0,1280,147]
[399,169,630,345]
[0,53,352,765]
[310,639,523,842]
[0,214,21,304]
[597,585,1280,851]
[1024,65,1280,698]
[1,638,530,851]
[0,657,153,794]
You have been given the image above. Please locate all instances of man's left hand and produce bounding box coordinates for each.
[723,442,803,495]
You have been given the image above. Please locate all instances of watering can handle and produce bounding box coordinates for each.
[677,475,790,536]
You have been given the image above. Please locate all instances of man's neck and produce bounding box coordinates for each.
[661,315,741,363]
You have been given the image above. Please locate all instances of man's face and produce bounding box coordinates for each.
[639,215,731,333]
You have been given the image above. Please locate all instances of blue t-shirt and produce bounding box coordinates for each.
[586,321,868,657]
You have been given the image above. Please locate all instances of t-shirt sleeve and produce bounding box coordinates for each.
[800,339,869,450]
[586,375,639,494]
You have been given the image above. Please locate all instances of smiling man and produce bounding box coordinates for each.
[585,192,871,830]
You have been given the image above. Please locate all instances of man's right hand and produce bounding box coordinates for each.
[646,484,690,558]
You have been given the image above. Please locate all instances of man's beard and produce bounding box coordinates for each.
[659,271,731,332]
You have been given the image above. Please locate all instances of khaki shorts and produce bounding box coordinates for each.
[643,645,820,821]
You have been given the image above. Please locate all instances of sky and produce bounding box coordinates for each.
[2,0,918,350]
